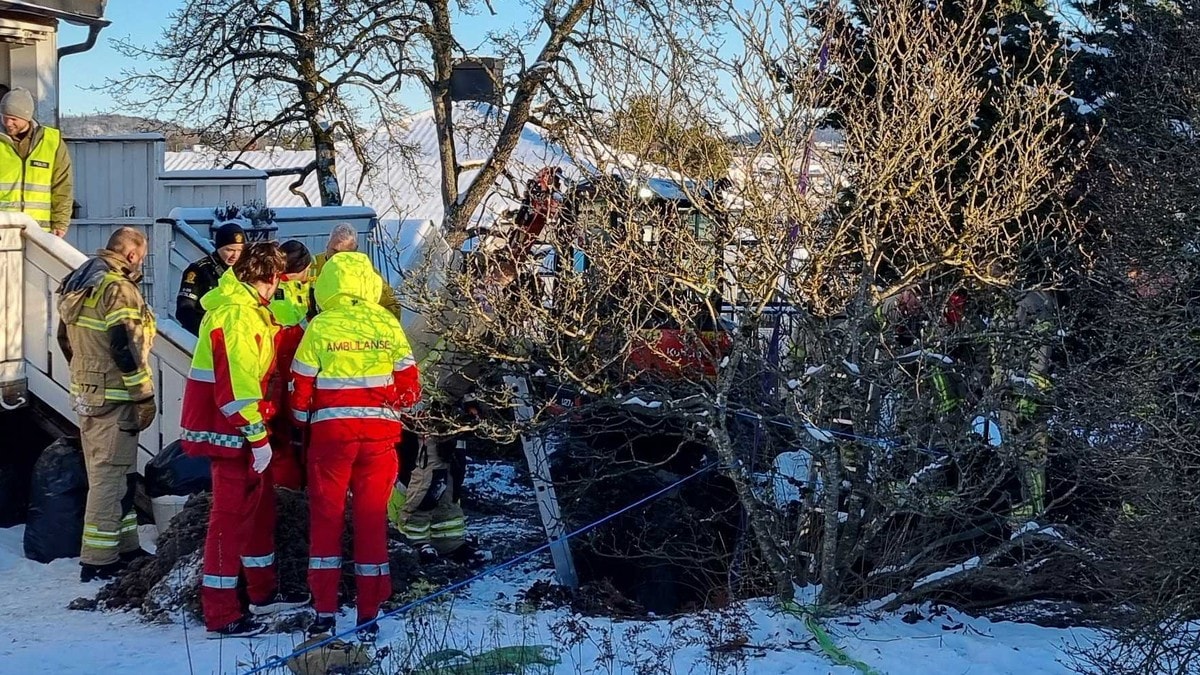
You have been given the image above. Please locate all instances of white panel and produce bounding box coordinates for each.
[67,138,162,221]
[21,260,51,373]
[0,223,23,381]
[7,38,58,125]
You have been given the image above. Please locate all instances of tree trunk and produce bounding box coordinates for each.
[707,416,795,602]
[818,442,844,603]
[297,0,341,207]
[312,123,343,207]
[427,0,460,234]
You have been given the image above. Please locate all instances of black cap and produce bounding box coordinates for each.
[280,240,313,275]
[214,222,246,249]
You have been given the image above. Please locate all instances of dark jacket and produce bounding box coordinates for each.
[176,254,227,334]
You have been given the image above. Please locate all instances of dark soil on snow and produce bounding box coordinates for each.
[92,489,425,624]
[87,460,547,628]
[518,578,648,618]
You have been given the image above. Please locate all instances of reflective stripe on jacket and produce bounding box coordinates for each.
[181,269,279,458]
[0,125,72,233]
[57,250,156,410]
[292,252,420,442]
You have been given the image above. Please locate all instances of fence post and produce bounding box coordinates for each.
[505,374,578,588]
[0,214,29,409]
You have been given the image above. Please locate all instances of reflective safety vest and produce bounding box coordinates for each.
[0,126,60,230]
[292,252,420,443]
[269,277,312,328]
[180,270,279,459]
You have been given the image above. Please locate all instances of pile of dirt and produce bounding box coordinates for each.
[85,459,547,628]
[95,489,424,625]
[95,492,216,619]
[517,578,646,618]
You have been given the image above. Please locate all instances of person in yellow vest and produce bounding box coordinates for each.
[311,223,401,319]
[56,227,157,582]
[0,87,73,236]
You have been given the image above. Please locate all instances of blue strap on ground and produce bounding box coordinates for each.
[242,460,719,674]
[243,413,944,673]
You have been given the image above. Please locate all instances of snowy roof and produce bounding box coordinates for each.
[164,104,609,231]
[164,103,709,232]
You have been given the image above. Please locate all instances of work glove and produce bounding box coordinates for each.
[251,444,273,474]
[134,398,157,432]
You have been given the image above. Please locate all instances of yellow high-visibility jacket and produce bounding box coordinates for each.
[0,124,73,234]
[269,277,314,328]
[180,269,280,458]
[312,251,401,320]
[292,252,420,443]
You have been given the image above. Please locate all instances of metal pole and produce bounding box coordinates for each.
[504,375,578,588]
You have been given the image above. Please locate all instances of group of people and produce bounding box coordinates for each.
[57,221,478,642]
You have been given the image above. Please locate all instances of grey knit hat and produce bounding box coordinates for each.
[0,88,35,122]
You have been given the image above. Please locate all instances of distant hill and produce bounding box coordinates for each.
[61,114,202,151]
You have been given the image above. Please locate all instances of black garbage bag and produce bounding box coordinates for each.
[0,410,55,527]
[144,440,211,498]
[24,437,88,563]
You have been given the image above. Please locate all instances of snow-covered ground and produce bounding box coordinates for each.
[0,520,1099,675]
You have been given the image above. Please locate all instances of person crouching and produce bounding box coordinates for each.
[291,251,421,642]
[180,242,310,638]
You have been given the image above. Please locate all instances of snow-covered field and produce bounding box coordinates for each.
[0,521,1098,675]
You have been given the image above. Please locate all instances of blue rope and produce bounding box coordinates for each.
[243,411,958,673]
[242,460,720,674]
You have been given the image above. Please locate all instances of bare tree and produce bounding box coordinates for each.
[108,0,418,206]
[402,0,1085,609]
[387,0,597,246]
[1057,0,1200,672]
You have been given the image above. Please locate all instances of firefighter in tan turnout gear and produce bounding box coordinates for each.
[56,227,157,582]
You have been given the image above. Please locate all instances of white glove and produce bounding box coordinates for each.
[251,444,273,474]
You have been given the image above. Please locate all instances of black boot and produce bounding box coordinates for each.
[80,560,125,583]
[120,548,154,564]
[250,590,311,616]
[447,541,492,567]
[307,613,337,637]
[415,543,440,564]
[206,615,267,639]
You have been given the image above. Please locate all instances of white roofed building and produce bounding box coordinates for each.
[164,103,604,232]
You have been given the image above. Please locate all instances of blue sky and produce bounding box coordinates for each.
[58,2,180,114]
[57,0,762,135]
[57,0,500,116]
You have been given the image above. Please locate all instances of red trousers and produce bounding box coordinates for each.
[307,438,398,623]
[268,421,305,490]
[269,326,306,490]
[201,455,277,630]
